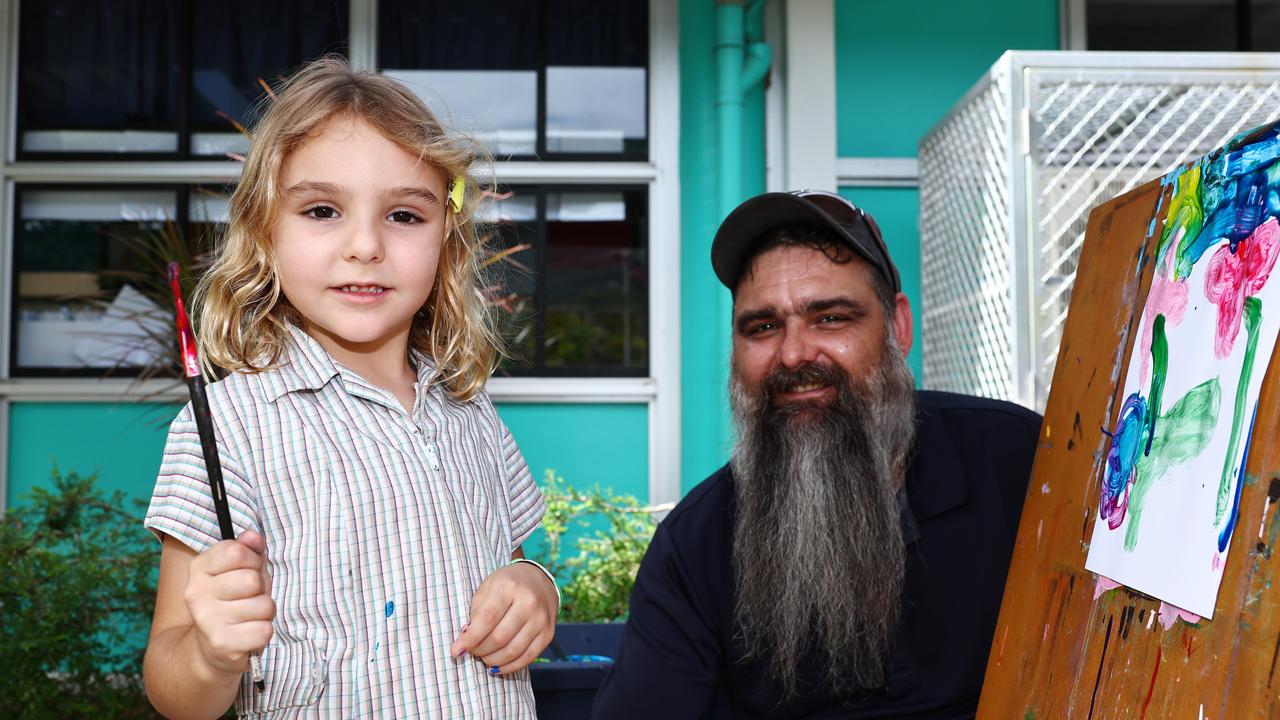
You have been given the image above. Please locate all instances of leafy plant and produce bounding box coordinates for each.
[533,469,661,623]
[0,468,160,719]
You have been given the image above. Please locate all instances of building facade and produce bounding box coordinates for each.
[0,0,1077,510]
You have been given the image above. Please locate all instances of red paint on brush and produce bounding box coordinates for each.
[167,262,200,379]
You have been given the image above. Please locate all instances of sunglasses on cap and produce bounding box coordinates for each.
[789,190,899,292]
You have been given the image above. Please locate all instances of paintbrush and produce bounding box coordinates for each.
[167,261,266,692]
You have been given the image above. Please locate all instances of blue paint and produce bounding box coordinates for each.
[1100,393,1148,530]
[489,666,500,674]
[1224,132,1280,178]
[1229,169,1269,245]
[385,601,395,618]
[1218,403,1258,552]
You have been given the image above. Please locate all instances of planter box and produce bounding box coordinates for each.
[530,622,624,720]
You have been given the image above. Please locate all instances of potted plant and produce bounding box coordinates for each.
[528,470,663,720]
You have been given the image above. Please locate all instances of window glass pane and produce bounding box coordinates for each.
[480,190,540,369]
[546,0,648,154]
[15,189,178,372]
[1087,0,1238,50]
[385,71,537,157]
[18,0,180,154]
[191,1,348,158]
[380,0,538,157]
[543,191,648,372]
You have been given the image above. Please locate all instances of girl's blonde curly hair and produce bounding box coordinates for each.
[193,55,500,402]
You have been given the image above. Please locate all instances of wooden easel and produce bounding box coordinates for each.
[978,178,1280,717]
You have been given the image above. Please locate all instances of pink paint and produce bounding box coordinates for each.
[1138,258,1188,385]
[1156,601,1201,630]
[1094,574,1123,600]
[1205,217,1280,358]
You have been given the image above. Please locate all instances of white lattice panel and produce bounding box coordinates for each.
[919,52,1280,410]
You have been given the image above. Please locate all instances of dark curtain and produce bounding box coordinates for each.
[191,0,349,132]
[547,0,648,67]
[379,0,538,70]
[19,0,180,131]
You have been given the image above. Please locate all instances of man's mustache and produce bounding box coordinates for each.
[762,362,847,400]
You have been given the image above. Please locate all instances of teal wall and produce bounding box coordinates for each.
[679,0,735,493]
[838,187,923,378]
[834,0,1058,386]
[496,403,649,502]
[834,0,1059,158]
[5,402,649,510]
[6,403,172,508]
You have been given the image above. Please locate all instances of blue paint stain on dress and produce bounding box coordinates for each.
[1218,403,1258,552]
[385,601,395,618]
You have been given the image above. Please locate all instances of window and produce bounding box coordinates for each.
[17,0,349,158]
[8,0,655,381]
[378,0,649,159]
[484,187,649,376]
[1086,0,1280,51]
[11,185,226,375]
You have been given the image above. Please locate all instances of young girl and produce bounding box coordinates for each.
[142,57,557,719]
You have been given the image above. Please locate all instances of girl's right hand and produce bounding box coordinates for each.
[183,530,276,676]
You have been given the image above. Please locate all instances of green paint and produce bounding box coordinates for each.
[1126,378,1222,550]
[1146,314,1168,453]
[1218,296,1263,522]
[1025,712,1036,720]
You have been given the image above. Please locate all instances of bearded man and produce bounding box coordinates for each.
[592,191,1042,719]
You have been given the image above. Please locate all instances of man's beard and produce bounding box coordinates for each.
[729,339,918,697]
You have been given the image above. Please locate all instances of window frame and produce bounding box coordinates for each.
[0,0,683,510]
[490,182,651,379]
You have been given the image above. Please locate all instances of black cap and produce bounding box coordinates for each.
[711,190,901,293]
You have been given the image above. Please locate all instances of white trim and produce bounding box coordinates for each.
[2,0,13,165]
[0,0,9,509]
[490,377,656,403]
[1060,0,1087,51]
[4,161,243,183]
[836,157,919,187]
[490,161,659,184]
[0,376,659,404]
[2,160,659,186]
[0,398,8,513]
[647,0,682,508]
[764,0,786,193]
[784,0,836,191]
[1,181,12,379]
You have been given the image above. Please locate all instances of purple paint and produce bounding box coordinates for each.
[1099,393,1148,530]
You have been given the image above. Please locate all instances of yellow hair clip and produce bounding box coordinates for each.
[447,176,465,213]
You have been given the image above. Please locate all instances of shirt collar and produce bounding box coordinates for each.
[263,325,439,406]
[262,325,342,402]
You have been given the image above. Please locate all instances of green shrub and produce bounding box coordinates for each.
[534,469,658,623]
[0,468,160,719]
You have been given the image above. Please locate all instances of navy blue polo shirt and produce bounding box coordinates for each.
[593,391,1042,719]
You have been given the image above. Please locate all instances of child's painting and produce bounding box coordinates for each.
[1084,122,1280,619]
